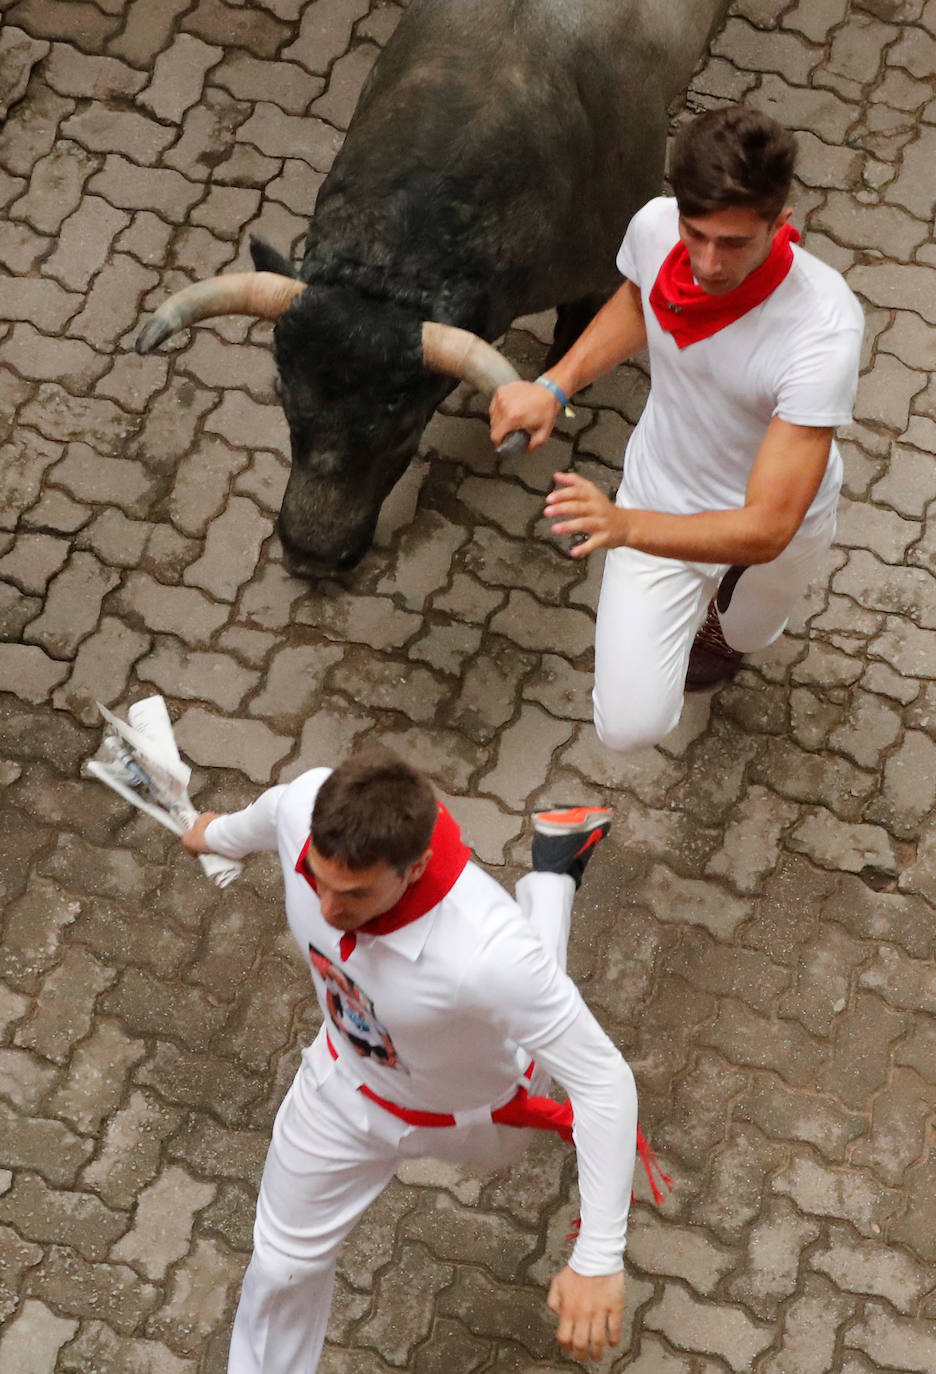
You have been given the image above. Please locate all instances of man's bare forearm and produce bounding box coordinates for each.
[546,281,648,399]
[621,503,792,564]
[545,473,797,564]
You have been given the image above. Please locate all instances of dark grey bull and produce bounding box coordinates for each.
[137,0,730,576]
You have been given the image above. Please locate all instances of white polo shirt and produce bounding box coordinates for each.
[205,769,637,1274]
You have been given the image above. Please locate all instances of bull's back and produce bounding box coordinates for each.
[311,0,730,319]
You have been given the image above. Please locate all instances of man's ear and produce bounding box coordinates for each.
[405,849,432,886]
[776,207,794,231]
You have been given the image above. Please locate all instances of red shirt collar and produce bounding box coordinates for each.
[649,223,800,348]
[294,802,471,940]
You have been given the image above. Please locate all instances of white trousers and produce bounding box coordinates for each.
[592,509,836,755]
[227,871,573,1374]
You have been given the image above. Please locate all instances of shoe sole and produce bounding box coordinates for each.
[533,807,612,836]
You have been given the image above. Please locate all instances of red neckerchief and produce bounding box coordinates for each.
[649,223,800,349]
[294,803,471,959]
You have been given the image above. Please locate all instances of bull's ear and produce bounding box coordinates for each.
[250,235,298,278]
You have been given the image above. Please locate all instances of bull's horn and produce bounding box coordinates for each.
[421,321,521,396]
[136,272,306,355]
[421,321,529,457]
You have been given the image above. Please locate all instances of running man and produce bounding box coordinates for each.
[490,105,863,753]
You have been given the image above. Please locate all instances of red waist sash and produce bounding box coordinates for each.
[325,1033,671,1203]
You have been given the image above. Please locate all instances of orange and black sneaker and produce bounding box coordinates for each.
[532,806,612,888]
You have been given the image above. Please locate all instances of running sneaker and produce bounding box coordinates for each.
[532,806,612,888]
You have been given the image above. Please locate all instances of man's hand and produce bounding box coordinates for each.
[547,1265,624,1362]
[490,380,560,450]
[544,471,628,556]
[181,812,221,856]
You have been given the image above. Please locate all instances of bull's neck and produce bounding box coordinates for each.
[298,248,505,339]
[301,180,527,339]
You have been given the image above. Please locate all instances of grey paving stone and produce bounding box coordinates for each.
[183,496,272,601]
[14,945,116,1064]
[174,706,292,781]
[311,42,379,129]
[76,511,151,572]
[236,102,343,171]
[789,807,895,874]
[0,1102,94,1187]
[264,158,326,215]
[47,1018,147,1135]
[246,642,344,722]
[376,511,471,610]
[25,1247,160,1335]
[113,573,230,646]
[147,1234,247,1355]
[0,1298,78,1374]
[137,33,223,123]
[137,641,259,713]
[771,1153,901,1236]
[0,1173,128,1262]
[758,1276,854,1374]
[110,1164,215,1279]
[851,1064,932,1187]
[328,647,448,725]
[737,1072,865,1162]
[644,1283,773,1372]
[633,864,751,940]
[58,1322,198,1374]
[162,90,253,183]
[0,82,73,179]
[2,5,936,1370]
[87,155,202,219]
[0,26,49,122]
[42,42,146,101]
[67,252,161,351]
[846,1301,936,1373]
[0,643,69,703]
[282,0,370,74]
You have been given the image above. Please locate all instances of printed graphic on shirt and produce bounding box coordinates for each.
[308,943,403,1070]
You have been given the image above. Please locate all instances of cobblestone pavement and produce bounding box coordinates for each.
[2,0,936,1370]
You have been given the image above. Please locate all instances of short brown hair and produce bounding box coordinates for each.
[311,748,437,874]
[670,105,797,222]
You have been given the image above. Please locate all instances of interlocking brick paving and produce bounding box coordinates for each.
[1,1,935,1370]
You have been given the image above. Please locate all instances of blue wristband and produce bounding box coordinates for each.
[534,375,571,408]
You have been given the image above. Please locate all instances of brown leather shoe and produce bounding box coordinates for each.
[685,599,744,690]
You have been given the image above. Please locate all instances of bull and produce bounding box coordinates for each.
[136,0,731,576]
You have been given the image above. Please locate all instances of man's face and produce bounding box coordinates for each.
[677,204,792,296]
[303,842,430,931]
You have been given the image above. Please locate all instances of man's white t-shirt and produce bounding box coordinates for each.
[616,197,864,538]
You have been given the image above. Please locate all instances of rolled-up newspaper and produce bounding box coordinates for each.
[86,696,242,889]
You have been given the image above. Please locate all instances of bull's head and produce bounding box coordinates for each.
[135,262,525,576]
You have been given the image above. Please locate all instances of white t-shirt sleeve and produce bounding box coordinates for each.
[463,919,636,1273]
[773,321,862,428]
[615,196,671,286]
[203,784,289,858]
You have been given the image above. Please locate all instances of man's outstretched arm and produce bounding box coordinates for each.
[489,281,648,450]
[180,785,289,860]
[545,416,835,563]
